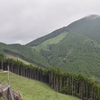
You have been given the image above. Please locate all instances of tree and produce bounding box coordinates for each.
[0,53,5,70]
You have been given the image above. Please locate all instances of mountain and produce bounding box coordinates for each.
[27,14,100,46]
[26,27,68,46]
[1,14,100,78]
[67,14,100,43]
[0,42,49,67]
[26,14,100,78]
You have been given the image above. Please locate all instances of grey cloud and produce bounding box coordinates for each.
[0,0,100,44]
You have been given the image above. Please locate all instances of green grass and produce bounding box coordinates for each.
[0,72,80,100]
[0,98,3,100]
[32,32,68,51]
[6,54,31,65]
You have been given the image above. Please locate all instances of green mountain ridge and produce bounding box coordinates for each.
[0,14,100,79]
[0,42,49,67]
[26,27,68,46]
[67,14,100,43]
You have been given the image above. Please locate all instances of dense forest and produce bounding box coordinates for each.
[0,53,100,100]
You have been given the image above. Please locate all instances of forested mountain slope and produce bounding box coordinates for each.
[0,14,100,78]
[0,43,49,67]
[27,14,100,78]
[67,15,100,43]
[26,27,68,46]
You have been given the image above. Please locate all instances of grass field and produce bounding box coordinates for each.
[0,72,80,100]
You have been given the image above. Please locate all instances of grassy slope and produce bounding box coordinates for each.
[32,32,67,51]
[5,54,31,65]
[0,72,80,100]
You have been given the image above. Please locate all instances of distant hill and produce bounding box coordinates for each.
[0,14,100,79]
[0,42,49,67]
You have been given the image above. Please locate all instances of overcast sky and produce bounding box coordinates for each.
[0,0,100,44]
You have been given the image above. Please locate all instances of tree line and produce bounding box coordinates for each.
[0,54,100,100]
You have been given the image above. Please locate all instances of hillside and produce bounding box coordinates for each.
[67,15,100,43]
[0,14,100,79]
[0,42,49,67]
[26,27,68,46]
[27,15,100,46]
[26,14,100,78]
[0,72,80,100]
